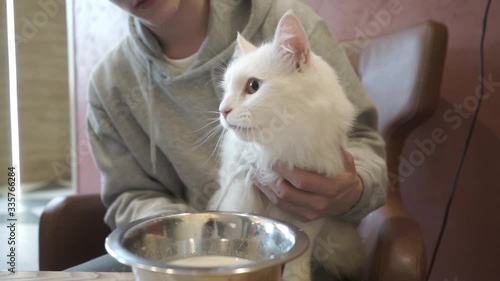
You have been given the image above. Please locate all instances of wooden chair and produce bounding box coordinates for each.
[39,21,448,280]
[340,21,447,281]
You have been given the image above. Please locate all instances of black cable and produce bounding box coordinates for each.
[426,0,493,279]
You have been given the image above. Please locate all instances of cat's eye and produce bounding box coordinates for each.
[246,78,261,94]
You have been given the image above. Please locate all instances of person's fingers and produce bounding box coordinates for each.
[272,164,332,194]
[339,147,356,171]
[254,181,321,222]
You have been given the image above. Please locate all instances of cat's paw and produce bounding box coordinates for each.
[282,257,312,281]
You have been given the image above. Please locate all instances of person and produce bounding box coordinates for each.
[70,0,388,277]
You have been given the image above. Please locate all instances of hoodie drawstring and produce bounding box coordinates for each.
[147,59,157,174]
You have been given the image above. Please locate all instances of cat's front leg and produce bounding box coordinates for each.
[209,169,262,213]
[265,211,324,281]
[282,248,313,281]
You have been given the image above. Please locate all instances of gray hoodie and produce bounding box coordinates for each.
[87,0,388,230]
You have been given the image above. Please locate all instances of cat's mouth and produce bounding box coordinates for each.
[227,124,255,132]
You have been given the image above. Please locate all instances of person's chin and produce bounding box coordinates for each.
[136,16,162,27]
[134,2,179,26]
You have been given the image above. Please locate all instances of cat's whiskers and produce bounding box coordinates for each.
[255,126,264,141]
[191,124,222,151]
[201,74,214,87]
[191,118,221,134]
[199,64,226,88]
[188,107,222,121]
[251,126,257,142]
[207,47,229,68]
[202,47,230,88]
[214,63,228,76]
[203,127,226,167]
[189,108,220,115]
[188,109,222,144]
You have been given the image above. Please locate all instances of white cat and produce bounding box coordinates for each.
[208,11,364,281]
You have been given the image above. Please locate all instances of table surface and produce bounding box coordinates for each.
[0,271,135,281]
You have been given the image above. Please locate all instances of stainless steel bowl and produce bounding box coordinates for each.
[105,212,309,281]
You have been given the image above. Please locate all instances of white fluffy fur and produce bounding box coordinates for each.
[208,11,364,281]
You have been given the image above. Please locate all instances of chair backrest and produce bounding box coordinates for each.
[340,21,448,193]
[340,21,448,280]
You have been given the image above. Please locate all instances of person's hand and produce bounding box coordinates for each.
[254,147,363,222]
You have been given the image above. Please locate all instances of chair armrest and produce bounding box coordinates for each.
[39,194,111,271]
[370,214,426,281]
[360,194,426,281]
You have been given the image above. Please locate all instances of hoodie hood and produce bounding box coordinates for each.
[125,0,273,173]
[128,0,273,81]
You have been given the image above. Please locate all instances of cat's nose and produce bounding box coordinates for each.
[220,108,232,119]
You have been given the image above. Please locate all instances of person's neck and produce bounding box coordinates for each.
[147,0,209,59]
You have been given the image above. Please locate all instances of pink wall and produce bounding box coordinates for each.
[73,0,500,279]
[72,1,127,194]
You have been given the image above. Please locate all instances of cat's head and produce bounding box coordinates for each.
[219,11,354,148]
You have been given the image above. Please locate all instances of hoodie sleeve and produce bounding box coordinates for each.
[87,79,192,229]
[307,20,389,221]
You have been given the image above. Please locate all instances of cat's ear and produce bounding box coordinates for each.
[233,32,257,58]
[273,10,310,68]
